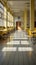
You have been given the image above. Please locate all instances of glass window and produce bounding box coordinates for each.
[0,3,7,27]
[0,12,2,18]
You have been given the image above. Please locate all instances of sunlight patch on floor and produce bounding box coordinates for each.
[21,41,29,45]
[7,41,20,45]
[7,40,29,45]
[2,47,17,51]
[18,47,33,51]
[2,47,33,52]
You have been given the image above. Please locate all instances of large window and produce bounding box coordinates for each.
[0,3,6,27]
[0,3,4,19]
[7,12,13,27]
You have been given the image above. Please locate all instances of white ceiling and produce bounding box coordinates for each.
[7,0,36,16]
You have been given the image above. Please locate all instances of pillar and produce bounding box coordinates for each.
[24,8,27,31]
[29,0,34,36]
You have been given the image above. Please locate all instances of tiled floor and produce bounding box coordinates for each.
[0,30,36,65]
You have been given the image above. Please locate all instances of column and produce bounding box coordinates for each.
[24,8,27,31]
[29,0,34,36]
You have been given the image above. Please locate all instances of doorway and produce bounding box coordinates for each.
[16,21,21,30]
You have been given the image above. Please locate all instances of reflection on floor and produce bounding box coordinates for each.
[0,30,36,65]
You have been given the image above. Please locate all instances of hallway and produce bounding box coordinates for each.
[0,0,36,65]
[0,30,36,65]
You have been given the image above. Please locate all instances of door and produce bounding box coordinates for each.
[16,21,21,30]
